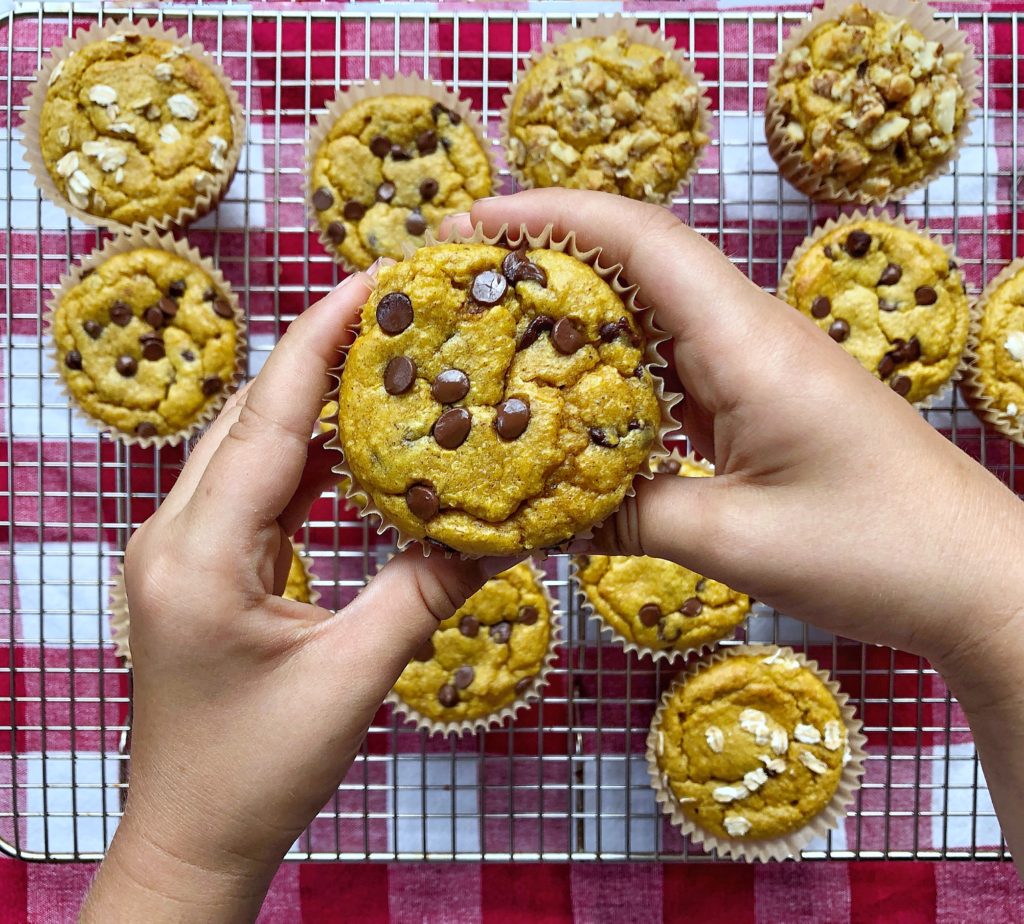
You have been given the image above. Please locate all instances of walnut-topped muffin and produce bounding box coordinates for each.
[334,240,666,556]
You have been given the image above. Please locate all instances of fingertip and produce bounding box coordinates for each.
[437,211,475,241]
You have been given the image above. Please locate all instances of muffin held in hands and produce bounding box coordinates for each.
[780,214,968,404]
[333,237,674,556]
[766,1,976,203]
[388,561,559,735]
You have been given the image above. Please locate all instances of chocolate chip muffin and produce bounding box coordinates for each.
[335,240,665,556]
[649,647,861,851]
[51,244,240,443]
[767,2,973,202]
[309,92,493,270]
[505,29,707,202]
[781,216,968,403]
[33,26,239,227]
[389,561,556,732]
[283,546,316,605]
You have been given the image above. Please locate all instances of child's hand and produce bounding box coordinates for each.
[83,268,500,921]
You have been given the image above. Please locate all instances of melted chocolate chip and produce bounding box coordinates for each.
[434,407,471,449]
[658,458,681,474]
[405,211,427,236]
[878,263,902,286]
[168,279,186,298]
[142,339,165,361]
[489,621,511,644]
[431,369,470,404]
[589,428,614,448]
[518,315,554,350]
[845,230,872,257]
[343,200,366,221]
[638,603,661,627]
[901,336,921,363]
[213,299,233,320]
[494,398,530,440]
[459,615,479,638]
[420,178,439,200]
[431,103,460,125]
[823,245,835,260]
[65,350,82,370]
[915,285,938,306]
[828,319,850,342]
[376,181,395,203]
[518,605,538,626]
[384,355,417,395]
[680,597,703,617]
[811,295,831,318]
[890,374,912,397]
[514,676,534,696]
[377,292,414,334]
[390,144,410,161]
[878,355,896,379]
[369,135,391,158]
[181,350,195,362]
[414,638,435,662]
[109,300,132,326]
[501,248,548,288]
[453,665,474,690]
[406,483,439,520]
[438,684,459,707]
[471,269,507,306]
[116,355,137,377]
[416,129,437,154]
[203,288,216,302]
[160,296,179,318]
[144,306,164,329]
[136,421,157,438]
[327,221,346,245]
[552,317,585,354]
[83,320,102,339]
[201,376,223,396]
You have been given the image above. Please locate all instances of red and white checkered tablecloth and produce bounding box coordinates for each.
[2,0,1023,920]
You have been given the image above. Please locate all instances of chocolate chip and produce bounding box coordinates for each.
[137,307,163,333]
[65,350,82,370]
[845,230,871,257]
[343,200,366,221]
[142,339,165,361]
[369,135,391,158]
[471,269,507,306]
[181,349,195,362]
[154,297,177,321]
[890,374,912,397]
[828,319,850,342]
[453,665,474,690]
[502,248,548,288]
[83,320,102,339]
[420,178,439,200]
[552,317,585,354]
[390,144,410,161]
[116,355,137,377]
[902,336,921,363]
[203,288,216,302]
[405,211,427,236]
[878,355,895,379]
[136,421,157,438]
[518,605,538,626]
[514,676,534,696]
[377,292,414,334]
[431,103,459,125]
[878,263,902,286]
[658,458,681,474]
[414,638,435,662]
[416,129,437,154]
[518,315,553,350]
[459,616,479,638]
[589,428,614,448]
[434,407,471,449]
[448,110,461,126]
[167,279,186,298]
[438,684,459,708]
[599,321,621,341]
[494,398,530,440]
[202,376,223,396]
[431,369,470,404]
[811,295,831,318]
[213,298,233,320]
[681,597,703,617]
[490,621,511,644]
[634,363,645,379]
[823,245,835,260]
[311,186,335,212]
[915,285,937,306]
[406,483,439,520]
[109,300,132,326]
[145,104,160,121]
[376,181,395,203]
[327,221,346,245]
[878,299,900,313]
[384,355,417,395]
[639,603,661,627]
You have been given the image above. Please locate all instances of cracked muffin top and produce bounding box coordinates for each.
[770,3,969,201]
[506,30,707,202]
[391,562,554,726]
[38,31,236,226]
[52,247,239,442]
[783,217,968,404]
[309,94,493,270]
[651,651,851,841]
[335,241,663,556]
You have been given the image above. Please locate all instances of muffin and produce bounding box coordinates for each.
[48,232,243,445]
[27,22,242,229]
[780,214,968,404]
[575,454,749,662]
[333,236,672,556]
[504,25,708,202]
[307,83,494,271]
[648,646,866,860]
[388,561,558,734]
[961,260,1024,444]
[766,1,976,203]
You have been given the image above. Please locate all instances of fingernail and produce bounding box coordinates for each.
[473,197,500,205]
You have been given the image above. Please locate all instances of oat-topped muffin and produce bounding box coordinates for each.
[782,217,968,403]
[335,241,664,556]
[390,562,555,729]
[506,30,707,202]
[650,650,852,842]
[51,246,240,442]
[37,29,238,226]
[309,93,493,270]
[768,2,971,202]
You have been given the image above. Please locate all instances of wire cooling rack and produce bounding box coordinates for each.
[0,1,1019,862]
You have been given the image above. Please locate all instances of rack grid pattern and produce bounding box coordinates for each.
[0,2,1019,862]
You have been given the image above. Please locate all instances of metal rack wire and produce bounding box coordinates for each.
[1,1,1018,862]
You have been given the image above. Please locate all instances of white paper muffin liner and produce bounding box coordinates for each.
[960,258,1024,446]
[777,209,969,411]
[385,558,562,737]
[764,0,980,205]
[323,221,682,559]
[646,644,867,862]
[499,14,711,203]
[22,19,245,233]
[305,74,499,274]
[44,226,247,448]
[109,547,321,667]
